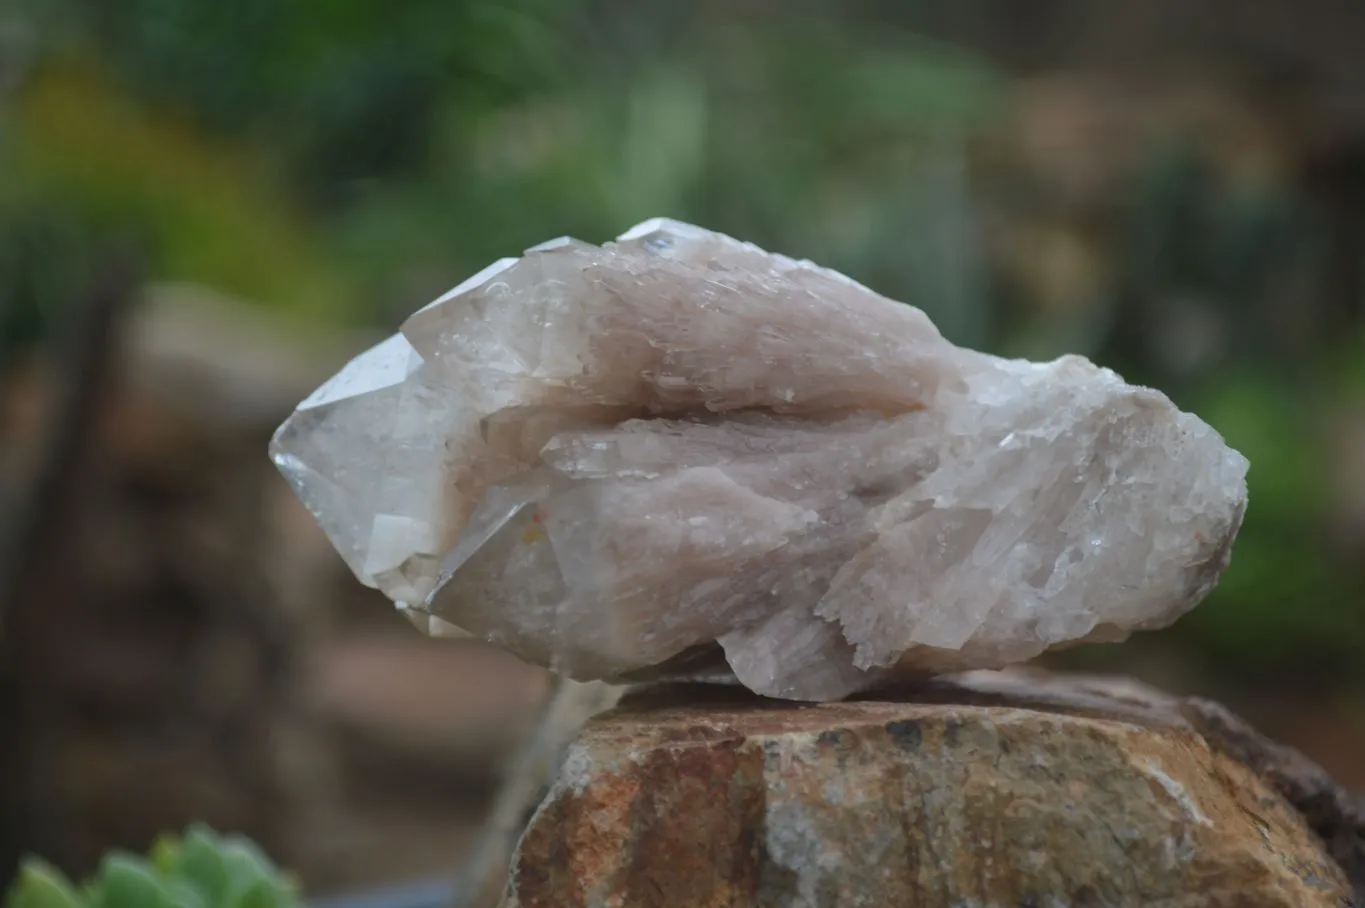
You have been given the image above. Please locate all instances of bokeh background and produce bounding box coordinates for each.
[2,0,1363,898]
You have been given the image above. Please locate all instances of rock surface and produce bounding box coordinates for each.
[503,670,1359,908]
[272,218,1249,701]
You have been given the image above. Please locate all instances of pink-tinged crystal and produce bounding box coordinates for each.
[271,219,1248,701]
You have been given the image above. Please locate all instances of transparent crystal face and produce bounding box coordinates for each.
[270,219,1250,701]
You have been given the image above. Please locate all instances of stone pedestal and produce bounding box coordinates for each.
[503,670,1362,907]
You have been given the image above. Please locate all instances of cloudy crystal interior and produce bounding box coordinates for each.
[270,218,1249,701]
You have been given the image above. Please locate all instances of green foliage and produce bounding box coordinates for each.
[1174,374,1364,674]
[5,861,82,908]
[2,64,354,326]
[3,827,300,908]
[0,201,109,368]
[1095,139,1365,676]
[1107,138,1318,384]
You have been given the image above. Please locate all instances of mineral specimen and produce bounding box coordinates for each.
[270,218,1249,701]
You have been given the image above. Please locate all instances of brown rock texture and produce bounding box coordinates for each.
[503,670,1360,908]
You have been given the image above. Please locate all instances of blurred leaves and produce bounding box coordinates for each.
[3,65,350,325]
[0,203,106,366]
[1099,136,1365,677]
[1113,141,1317,377]
[4,827,299,908]
[5,861,81,908]
[1179,373,1363,674]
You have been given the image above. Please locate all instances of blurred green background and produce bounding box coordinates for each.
[1,0,1363,898]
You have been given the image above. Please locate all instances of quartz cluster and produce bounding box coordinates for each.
[270,218,1249,701]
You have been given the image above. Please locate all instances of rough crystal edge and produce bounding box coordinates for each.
[296,332,420,412]
[614,216,877,292]
[526,236,590,253]
[413,256,520,316]
[616,217,713,243]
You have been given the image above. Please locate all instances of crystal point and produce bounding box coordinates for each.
[270,219,1249,701]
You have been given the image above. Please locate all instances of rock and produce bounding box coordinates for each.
[271,218,1248,701]
[502,670,1358,907]
[1179,698,1365,901]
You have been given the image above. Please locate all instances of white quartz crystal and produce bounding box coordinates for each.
[270,218,1249,701]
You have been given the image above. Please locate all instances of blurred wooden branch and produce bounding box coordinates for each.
[0,251,139,630]
[0,249,139,883]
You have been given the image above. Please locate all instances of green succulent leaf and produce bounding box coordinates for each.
[91,854,172,908]
[159,879,208,908]
[170,827,233,904]
[148,837,180,878]
[5,826,298,908]
[6,861,84,908]
[223,879,288,908]
[218,836,278,889]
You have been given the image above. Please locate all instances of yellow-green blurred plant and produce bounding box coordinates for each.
[3,63,352,325]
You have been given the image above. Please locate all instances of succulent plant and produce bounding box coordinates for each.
[4,825,300,908]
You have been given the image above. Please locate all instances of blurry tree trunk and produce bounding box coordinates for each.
[1308,137,1365,329]
[0,251,138,883]
[0,266,310,885]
